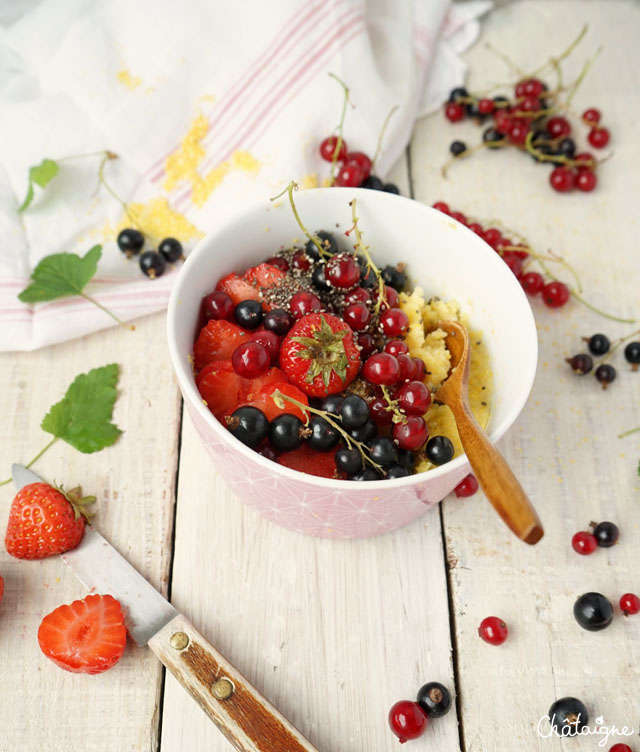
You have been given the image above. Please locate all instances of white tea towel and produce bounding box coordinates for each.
[0,0,491,351]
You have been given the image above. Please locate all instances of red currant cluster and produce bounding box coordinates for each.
[566,330,640,388]
[388,681,452,744]
[318,135,399,193]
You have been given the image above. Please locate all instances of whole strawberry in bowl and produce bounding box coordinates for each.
[167,188,537,539]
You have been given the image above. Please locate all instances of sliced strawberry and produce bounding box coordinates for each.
[37,593,127,675]
[243,381,309,421]
[196,360,244,419]
[278,444,344,479]
[237,366,287,402]
[194,319,249,373]
[216,273,262,305]
[243,262,287,290]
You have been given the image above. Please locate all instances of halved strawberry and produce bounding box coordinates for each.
[216,273,262,306]
[194,319,249,373]
[243,262,287,290]
[278,444,344,479]
[196,360,244,419]
[243,381,309,421]
[237,366,287,402]
[37,593,127,675]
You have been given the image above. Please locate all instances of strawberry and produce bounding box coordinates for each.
[279,313,360,397]
[5,482,94,560]
[38,593,127,674]
[193,319,249,373]
[215,273,262,306]
[237,366,287,402]
[243,262,287,290]
[278,444,344,479]
[242,381,309,421]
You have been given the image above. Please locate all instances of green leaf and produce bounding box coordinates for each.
[18,182,35,212]
[30,159,59,188]
[41,364,122,453]
[18,245,102,303]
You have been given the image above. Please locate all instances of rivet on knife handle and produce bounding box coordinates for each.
[149,614,319,752]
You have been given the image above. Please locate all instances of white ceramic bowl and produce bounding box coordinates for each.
[167,188,537,539]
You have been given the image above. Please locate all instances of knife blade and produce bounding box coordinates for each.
[12,464,319,752]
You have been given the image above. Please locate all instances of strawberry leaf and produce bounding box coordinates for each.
[18,246,101,303]
[18,158,59,212]
[41,364,122,453]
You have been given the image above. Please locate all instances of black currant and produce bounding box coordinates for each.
[397,449,414,470]
[234,299,264,329]
[339,395,369,430]
[592,520,619,547]
[263,308,293,335]
[450,140,467,156]
[335,447,363,475]
[556,138,576,158]
[226,406,268,448]
[624,341,640,367]
[367,437,398,468]
[565,353,593,375]
[573,592,613,631]
[117,228,144,256]
[482,127,505,148]
[307,415,340,452]
[595,363,616,389]
[548,697,589,737]
[492,95,509,108]
[416,682,452,719]
[268,414,305,452]
[257,445,277,461]
[381,265,406,291]
[321,394,344,414]
[383,183,400,194]
[311,264,332,292]
[306,231,337,260]
[362,175,384,190]
[348,420,377,444]
[448,86,468,102]
[158,237,183,263]
[426,436,454,465]
[349,467,382,481]
[139,251,166,279]
[585,333,610,355]
[386,465,410,479]
[359,264,377,288]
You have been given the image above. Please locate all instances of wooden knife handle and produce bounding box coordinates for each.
[148,614,319,752]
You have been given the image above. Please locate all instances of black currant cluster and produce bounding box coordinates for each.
[565,331,640,388]
[117,228,184,279]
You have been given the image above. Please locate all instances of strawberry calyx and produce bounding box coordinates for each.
[56,483,96,522]
[290,315,351,389]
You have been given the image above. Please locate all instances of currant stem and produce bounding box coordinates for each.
[441,139,508,177]
[270,181,329,259]
[80,292,135,330]
[348,199,387,314]
[530,24,588,78]
[618,427,640,439]
[372,105,399,168]
[97,153,141,227]
[484,41,525,76]
[58,149,115,163]
[327,73,352,186]
[567,289,636,324]
[564,46,602,107]
[0,437,58,487]
[380,385,407,424]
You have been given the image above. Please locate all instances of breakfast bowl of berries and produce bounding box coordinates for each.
[167,186,538,538]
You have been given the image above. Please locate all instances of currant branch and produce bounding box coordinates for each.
[270,181,330,259]
[347,198,387,314]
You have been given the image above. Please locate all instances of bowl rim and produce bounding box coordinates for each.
[167,187,538,489]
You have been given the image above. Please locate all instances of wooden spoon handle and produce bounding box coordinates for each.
[449,402,544,545]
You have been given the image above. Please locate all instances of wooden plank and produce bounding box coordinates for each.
[160,157,462,751]
[411,2,640,750]
[0,311,181,752]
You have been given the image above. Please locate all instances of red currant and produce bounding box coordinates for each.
[432,201,449,213]
[265,256,289,272]
[582,107,601,125]
[542,280,570,308]
[502,251,524,279]
[392,416,429,451]
[336,161,365,187]
[477,98,494,114]
[575,170,597,192]
[444,102,465,122]
[248,330,281,364]
[357,332,376,359]
[520,271,544,296]
[467,222,484,236]
[363,353,400,386]
[231,342,270,378]
[202,290,234,321]
[385,339,408,357]
[412,357,425,381]
[380,308,409,337]
[494,110,512,134]
[388,700,428,744]
[519,96,541,113]
[370,396,394,425]
[326,254,360,288]
[620,593,640,616]
[547,116,571,138]
[344,151,371,181]
[588,127,610,148]
[319,135,347,162]
[343,302,371,331]
[483,228,503,249]
[514,80,528,97]
[478,616,508,645]
[507,119,529,145]
[571,531,598,555]
[383,285,399,309]
[454,474,479,498]
[574,152,595,169]
[344,287,371,306]
[523,78,545,97]
[397,353,415,382]
[397,381,431,416]
[549,167,575,193]
[291,250,311,271]
[450,211,467,225]
[290,291,322,319]
[609,745,633,752]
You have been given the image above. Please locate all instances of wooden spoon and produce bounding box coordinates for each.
[433,320,544,545]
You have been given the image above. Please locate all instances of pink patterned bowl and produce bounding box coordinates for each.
[167,188,537,539]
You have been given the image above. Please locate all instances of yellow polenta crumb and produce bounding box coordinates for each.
[105,197,203,243]
[116,69,142,90]
[398,287,493,473]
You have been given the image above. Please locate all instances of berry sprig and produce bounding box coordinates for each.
[566,328,640,388]
[271,181,331,260]
[346,198,388,314]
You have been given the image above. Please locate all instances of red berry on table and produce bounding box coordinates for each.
[478,616,508,645]
[620,593,640,616]
[574,151,595,168]
[344,151,372,181]
[609,745,633,752]
[576,170,597,192]
[502,251,524,279]
[542,280,570,308]
[550,166,575,192]
[385,339,408,357]
[343,302,371,331]
[326,254,360,288]
[519,96,541,113]
[588,127,610,148]
[392,416,429,451]
[547,116,571,138]
[336,161,365,187]
[444,101,465,123]
[520,271,544,296]
[397,381,431,416]
[248,330,281,363]
[388,700,428,743]
[454,474,479,498]
[582,107,601,125]
[202,290,234,322]
[363,353,401,386]
[380,308,409,337]
[231,342,270,378]
[432,201,449,213]
[280,313,360,397]
[290,291,322,319]
[483,228,502,248]
[5,482,91,559]
[477,98,494,114]
[467,222,484,235]
[571,531,598,555]
[523,78,545,97]
[319,135,347,162]
[514,80,528,97]
[38,593,126,675]
[449,211,467,225]
[493,110,512,134]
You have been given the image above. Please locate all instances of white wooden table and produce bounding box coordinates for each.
[1,3,639,751]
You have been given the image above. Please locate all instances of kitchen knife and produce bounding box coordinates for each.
[12,464,319,752]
